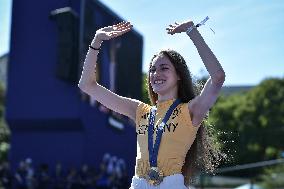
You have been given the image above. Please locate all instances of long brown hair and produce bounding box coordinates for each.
[147,49,224,186]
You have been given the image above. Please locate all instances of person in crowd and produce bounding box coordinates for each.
[0,161,13,188]
[53,162,65,189]
[14,161,28,189]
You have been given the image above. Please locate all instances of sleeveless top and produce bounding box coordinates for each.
[135,99,201,177]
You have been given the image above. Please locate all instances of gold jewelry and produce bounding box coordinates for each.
[145,167,164,186]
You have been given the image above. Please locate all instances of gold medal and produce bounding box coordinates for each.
[145,167,164,186]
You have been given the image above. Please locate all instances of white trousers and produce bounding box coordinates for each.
[129,174,188,189]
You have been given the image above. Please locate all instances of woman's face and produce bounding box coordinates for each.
[149,55,180,95]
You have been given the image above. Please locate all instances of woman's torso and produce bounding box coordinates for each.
[135,99,200,177]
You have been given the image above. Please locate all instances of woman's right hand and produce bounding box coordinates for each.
[94,21,133,42]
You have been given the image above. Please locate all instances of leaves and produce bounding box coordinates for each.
[209,77,284,177]
[141,73,150,104]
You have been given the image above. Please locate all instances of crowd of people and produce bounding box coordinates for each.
[0,153,130,189]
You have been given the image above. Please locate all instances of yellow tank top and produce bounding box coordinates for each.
[135,99,200,177]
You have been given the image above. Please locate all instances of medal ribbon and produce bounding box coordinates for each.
[148,99,181,167]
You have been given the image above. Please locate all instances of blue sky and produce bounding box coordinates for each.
[1,0,284,86]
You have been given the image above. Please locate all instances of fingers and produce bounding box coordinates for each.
[112,28,131,36]
[118,27,132,34]
[117,22,132,31]
[168,22,179,28]
[109,24,133,38]
[166,22,178,30]
[166,25,176,35]
[114,21,127,27]
[166,29,174,35]
[114,22,132,33]
[166,21,181,35]
[114,21,132,30]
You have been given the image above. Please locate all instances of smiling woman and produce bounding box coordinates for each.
[78,19,226,188]
[149,55,180,101]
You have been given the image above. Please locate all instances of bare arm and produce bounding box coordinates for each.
[78,22,141,122]
[167,20,226,127]
[187,27,225,126]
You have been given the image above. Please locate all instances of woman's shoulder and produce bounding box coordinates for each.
[135,101,152,125]
[136,101,152,113]
[180,99,202,128]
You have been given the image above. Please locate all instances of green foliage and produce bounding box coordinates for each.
[141,72,151,104]
[259,164,284,189]
[209,78,284,176]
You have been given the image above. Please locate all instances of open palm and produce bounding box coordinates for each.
[95,21,133,41]
[166,20,194,35]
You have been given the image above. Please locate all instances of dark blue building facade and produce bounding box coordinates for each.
[6,0,143,181]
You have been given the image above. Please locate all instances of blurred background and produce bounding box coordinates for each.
[0,0,283,189]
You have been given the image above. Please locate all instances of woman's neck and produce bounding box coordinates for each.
[157,89,178,102]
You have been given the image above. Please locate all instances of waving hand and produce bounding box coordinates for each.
[166,20,194,35]
[95,21,133,41]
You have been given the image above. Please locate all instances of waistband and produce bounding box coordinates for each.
[131,174,187,189]
[135,158,184,177]
[136,169,182,178]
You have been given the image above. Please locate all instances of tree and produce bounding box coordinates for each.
[141,73,150,104]
[208,78,284,177]
[260,164,284,189]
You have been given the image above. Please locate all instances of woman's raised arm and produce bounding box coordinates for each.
[166,19,226,127]
[78,22,141,122]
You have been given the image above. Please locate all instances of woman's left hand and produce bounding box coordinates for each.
[166,20,194,35]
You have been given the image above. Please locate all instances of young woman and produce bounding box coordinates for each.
[78,20,226,189]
